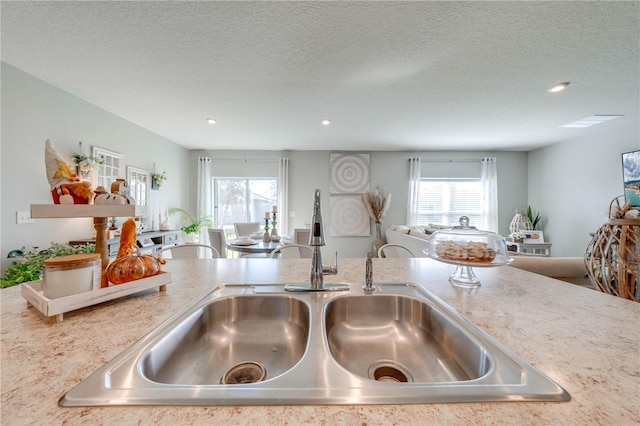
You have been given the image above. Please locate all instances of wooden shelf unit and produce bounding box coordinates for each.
[30,204,136,286]
[31,204,136,287]
[25,204,173,323]
[30,204,136,218]
[22,272,171,324]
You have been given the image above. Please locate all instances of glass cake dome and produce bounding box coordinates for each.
[428,216,511,287]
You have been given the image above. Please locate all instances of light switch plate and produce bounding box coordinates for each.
[16,211,34,224]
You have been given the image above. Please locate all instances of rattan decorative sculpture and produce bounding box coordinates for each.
[585,197,639,302]
[509,212,532,235]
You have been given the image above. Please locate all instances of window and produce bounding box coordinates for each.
[93,147,123,189]
[213,178,277,228]
[127,166,150,209]
[418,179,482,227]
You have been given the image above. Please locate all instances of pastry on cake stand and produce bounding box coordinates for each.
[427,216,512,287]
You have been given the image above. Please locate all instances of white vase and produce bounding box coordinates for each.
[509,213,532,234]
[76,166,97,193]
[183,232,199,244]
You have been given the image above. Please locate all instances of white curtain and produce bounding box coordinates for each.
[481,157,498,233]
[406,157,421,225]
[277,158,289,236]
[197,156,213,247]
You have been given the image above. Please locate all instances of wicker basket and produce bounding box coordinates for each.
[585,218,639,302]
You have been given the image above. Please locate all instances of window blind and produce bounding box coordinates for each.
[418,179,482,226]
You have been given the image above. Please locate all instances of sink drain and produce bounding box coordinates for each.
[221,362,267,385]
[368,360,414,383]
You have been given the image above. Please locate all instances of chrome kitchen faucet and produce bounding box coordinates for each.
[285,189,348,292]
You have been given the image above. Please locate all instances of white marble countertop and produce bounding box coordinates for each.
[2,258,639,425]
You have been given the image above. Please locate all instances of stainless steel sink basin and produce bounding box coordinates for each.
[325,295,490,383]
[60,283,569,406]
[142,295,310,385]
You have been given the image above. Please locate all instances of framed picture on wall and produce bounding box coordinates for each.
[523,230,544,243]
[622,149,640,208]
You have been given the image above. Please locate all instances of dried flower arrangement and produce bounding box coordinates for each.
[363,188,391,223]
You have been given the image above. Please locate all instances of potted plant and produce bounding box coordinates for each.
[152,171,167,190]
[168,207,212,243]
[71,141,104,177]
[526,205,541,230]
[1,242,96,288]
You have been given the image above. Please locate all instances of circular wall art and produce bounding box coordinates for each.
[329,195,370,237]
[330,153,370,194]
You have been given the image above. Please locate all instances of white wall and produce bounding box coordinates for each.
[528,121,639,257]
[1,63,189,272]
[7,60,633,265]
[191,149,529,258]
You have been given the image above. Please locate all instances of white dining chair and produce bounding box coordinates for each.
[234,222,261,238]
[157,244,220,259]
[377,243,416,258]
[292,228,313,258]
[293,228,311,244]
[207,228,227,258]
[270,244,314,259]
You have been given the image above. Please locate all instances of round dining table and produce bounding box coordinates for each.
[225,238,284,256]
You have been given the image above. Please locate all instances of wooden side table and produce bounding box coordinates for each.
[507,241,552,256]
[70,230,180,258]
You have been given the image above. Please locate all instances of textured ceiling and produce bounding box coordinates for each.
[1,1,638,151]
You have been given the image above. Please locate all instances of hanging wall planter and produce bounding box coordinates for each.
[152,171,167,190]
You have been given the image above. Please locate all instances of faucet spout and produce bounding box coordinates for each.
[309,189,325,247]
[285,189,348,292]
[310,246,325,289]
[309,189,335,289]
[363,254,375,292]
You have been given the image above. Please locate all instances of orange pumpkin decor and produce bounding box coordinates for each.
[106,251,165,284]
[106,218,165,284]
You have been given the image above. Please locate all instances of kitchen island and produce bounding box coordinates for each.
[1,258,639,425]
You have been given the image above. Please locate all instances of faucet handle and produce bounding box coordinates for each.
[323,251,338,275]
[363,256,374,292]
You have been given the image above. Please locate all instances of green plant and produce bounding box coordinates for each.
[168,207,213,234]
[526,205,541,230]
[152,171,167,188]
[71,142,104,175]
[1,243,95,288]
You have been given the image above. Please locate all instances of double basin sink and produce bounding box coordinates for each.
[60,283,569,406]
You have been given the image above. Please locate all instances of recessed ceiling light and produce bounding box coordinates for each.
[548,82,570,93]
[562,114,623,128]
[206,118,217,125]
[321,119,331,126]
